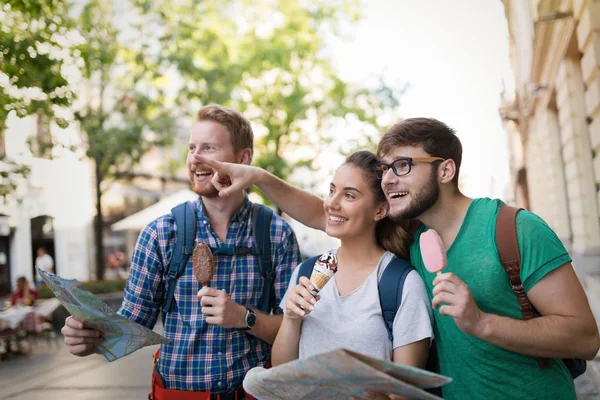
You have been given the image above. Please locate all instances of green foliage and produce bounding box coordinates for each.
[2,0,403,204]
[138,0,403,202]
[136,0,398,202]
[0,0,75,130]
[0,0,78,200]
[75,0,177,183]
[72,0,178,279]
[37,279,127,299]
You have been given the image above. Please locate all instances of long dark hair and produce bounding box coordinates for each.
[344,151,411,260]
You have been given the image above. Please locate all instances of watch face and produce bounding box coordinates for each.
[246,308,257,328]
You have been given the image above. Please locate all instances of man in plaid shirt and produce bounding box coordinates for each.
[61,104,302,399]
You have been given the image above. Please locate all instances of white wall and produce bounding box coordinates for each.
[4,113,95,286]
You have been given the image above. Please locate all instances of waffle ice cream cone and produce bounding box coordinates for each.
[309,271,332,293]
[308,252,338,295]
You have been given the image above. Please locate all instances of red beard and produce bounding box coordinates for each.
[189,165,219,198]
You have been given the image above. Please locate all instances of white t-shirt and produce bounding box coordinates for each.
[35,254,54,272]
[281,250,434,361]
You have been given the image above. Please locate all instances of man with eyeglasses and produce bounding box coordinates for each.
[195,117,599,400]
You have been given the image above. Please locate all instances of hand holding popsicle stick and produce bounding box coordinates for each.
[420,229,447,276]
[424,228,486,336]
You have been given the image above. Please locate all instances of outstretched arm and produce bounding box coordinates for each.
[194,155,326,230]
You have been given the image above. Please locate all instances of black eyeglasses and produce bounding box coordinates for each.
[375,157,445,179]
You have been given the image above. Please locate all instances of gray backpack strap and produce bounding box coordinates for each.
[252,203,275,313]
[162,202,196,313]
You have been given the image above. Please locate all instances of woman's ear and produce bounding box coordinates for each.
[374,202,389,221]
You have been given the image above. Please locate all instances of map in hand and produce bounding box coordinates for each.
[243,348,451,400]
[37,267,170,362]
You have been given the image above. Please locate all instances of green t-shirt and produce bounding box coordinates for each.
[410,198,575,400]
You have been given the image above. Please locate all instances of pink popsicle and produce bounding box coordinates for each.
[420,229,447,275]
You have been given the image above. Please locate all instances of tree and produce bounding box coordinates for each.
[75,0,176,279]
[139,0,403,202]
[0,0,77,198]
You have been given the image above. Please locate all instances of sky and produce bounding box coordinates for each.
[331,0,515,200]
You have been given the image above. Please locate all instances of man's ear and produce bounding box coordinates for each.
[374,202,389,221]
[238,148,252,165]
[439,159,457,184]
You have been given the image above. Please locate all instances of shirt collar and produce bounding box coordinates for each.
[193,194,252,224]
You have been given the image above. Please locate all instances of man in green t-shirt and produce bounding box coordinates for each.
[191,118,599,399]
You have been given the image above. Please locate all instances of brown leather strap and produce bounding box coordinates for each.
[495,204,550,369]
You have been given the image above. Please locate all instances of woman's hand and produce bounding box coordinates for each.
[192,155,260,197]
[284,277,320,320]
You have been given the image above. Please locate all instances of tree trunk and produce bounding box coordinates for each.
[0,125,6,158]
[94,158,105,280]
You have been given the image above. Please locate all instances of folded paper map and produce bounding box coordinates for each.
[37,268,170,362]
[243,348,451,400]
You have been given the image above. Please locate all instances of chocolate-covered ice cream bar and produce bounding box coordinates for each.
[192,242,215,285]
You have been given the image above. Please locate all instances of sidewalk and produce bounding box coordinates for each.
[1,276,600,400]
[1,337,599,399]
[0,340,157,399]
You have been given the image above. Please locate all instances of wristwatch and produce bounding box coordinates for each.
[242,307,257,330]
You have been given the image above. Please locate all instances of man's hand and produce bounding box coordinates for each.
[198,287,247,328]
[61,316,103,357]
[193,155,261,197]
[432,272,487,336]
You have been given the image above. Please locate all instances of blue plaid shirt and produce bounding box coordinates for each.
[118,196,301,391]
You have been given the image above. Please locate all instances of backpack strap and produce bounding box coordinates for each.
[252,203,275,314]
[210,246,255,256]
[162,201,197,313]
[296,255,320,284]
[297,254,412,342]
[378,256,414,341]
[495,204,549,369]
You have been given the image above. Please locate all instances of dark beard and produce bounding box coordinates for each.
[389,168,440,221]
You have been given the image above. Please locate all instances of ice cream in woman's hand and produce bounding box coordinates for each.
[419,229,447,275]
[309,253,338,296]
[192,242,215,285]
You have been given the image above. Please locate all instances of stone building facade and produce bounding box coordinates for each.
[501,0,600,275]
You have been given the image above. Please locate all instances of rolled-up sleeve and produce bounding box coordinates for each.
[117,221,165,329]
[272,222,302,315]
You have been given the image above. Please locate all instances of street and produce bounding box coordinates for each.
[0,337,599,399]
[0,339,156,399]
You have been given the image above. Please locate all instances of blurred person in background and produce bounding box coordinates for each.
[34,247,54,286]
[11,277,38,307]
